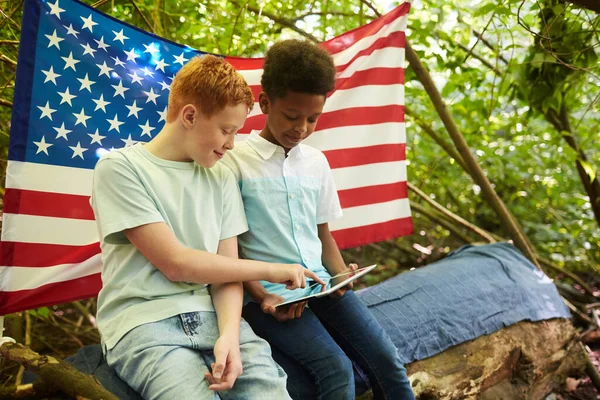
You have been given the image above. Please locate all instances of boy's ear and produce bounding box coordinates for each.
[258,92,270,115]
[180,104,197,128]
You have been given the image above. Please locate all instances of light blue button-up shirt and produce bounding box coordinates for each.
[222,131,343,300]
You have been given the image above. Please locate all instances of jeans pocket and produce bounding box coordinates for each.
[180,312,203,336]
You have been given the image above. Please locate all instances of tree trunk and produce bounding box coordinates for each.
[407,319,586,399]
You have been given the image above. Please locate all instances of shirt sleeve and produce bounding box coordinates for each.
[219,166,249,240]
[316,154,343,224]
[91,155,164,244]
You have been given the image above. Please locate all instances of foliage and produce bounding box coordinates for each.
[0,0,598,279]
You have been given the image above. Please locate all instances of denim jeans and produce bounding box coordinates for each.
[105,312,291,400]
[243,290,415,400]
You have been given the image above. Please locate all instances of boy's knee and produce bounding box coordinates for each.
[329,353,354,379]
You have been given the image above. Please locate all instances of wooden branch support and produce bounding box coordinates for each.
[408,182,497,243]
[0,342,118,400]
[131,0,155,34]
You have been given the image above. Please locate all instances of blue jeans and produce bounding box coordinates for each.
[243,290,415,400]
[105,312,291,400]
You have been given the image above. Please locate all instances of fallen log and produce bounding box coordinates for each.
[407,319,586,399]
[0,342,118,400]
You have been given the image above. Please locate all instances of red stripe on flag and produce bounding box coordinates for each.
[335,31,406,73]
[225,56,263,70]
[332,217,414,250]
[0,241,100,267]
[248,67,405,100]
[324,143,406,169]
[241,105,404,133]
[335,68,405,91]
[338,181,408,209]
[4,188,95,220]
[0,273,102,315]
[322,3,411,55]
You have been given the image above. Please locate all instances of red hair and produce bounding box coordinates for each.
[167,55,254,122]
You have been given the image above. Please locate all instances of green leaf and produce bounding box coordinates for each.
[579,159,597,183]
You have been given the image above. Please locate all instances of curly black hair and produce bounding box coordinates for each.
[261,39,336,99]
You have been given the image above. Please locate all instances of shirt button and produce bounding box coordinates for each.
[295,224,301,231]
[289,194,295,199]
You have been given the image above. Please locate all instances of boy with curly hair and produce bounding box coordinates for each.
[91,54,325,399]
[222,40,415,399]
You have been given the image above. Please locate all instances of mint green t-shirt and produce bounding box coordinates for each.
[91,144,248,350]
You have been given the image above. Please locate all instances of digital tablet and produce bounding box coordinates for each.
[275,264,377,308]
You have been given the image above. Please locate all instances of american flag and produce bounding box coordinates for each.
[0,0,411,315]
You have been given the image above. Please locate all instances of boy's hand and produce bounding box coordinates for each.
[329,263,358,298]
[268,263,327,290]
[205,335,243,391]
[261,293,307,322]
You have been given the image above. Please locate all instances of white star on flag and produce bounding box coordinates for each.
[143,43,160,57]
[42,66,61,85]
[88,129,106,145]
[139,120,155,137]
[111,80,129,98]
[96,61,114,78]
[38,101,56,120]
[128,71,144,85]
[124,48,140,63]
[73,108,91,127]
[157,106,167,122]
[155,59,169,72]
[111,56,126,68]
[48,0,65,19]
[173,52,188,65]
[61,52,80,71]
[143,87,159,104]
[121,134,137,147]
[57,87,76,106]
[92,94,110,112]
[94,36,110,52]
[126,100,142,118]
[45,30,64,49]
[80,14,98,32]
[158,81,170,91]
[64,23,79,38]
[77,73,96,92]
[80,42,97,58]
[112,29,129,44]
[106,114,125,132]
[69,141,88,159]
[53,122,72,140]
[33,136,53,155]
[142,67,154,77]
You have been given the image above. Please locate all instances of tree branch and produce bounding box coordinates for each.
[0,53,17,66]
[246,5,320,42]
[566,0,600,13]
[0,342,119,400]
[408,182,497,243]
[130,0,155,33]
[404,40,543,272]
[405,106,469,173]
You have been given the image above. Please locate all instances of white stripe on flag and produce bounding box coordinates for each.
[332,161,407,191]
[0,254,102,291]
[302,122,406,151]
[6,161,93,195]
[330,198,411,231]
[2,214,99,245]
[332,15,407,65]
[337,48,405,79]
